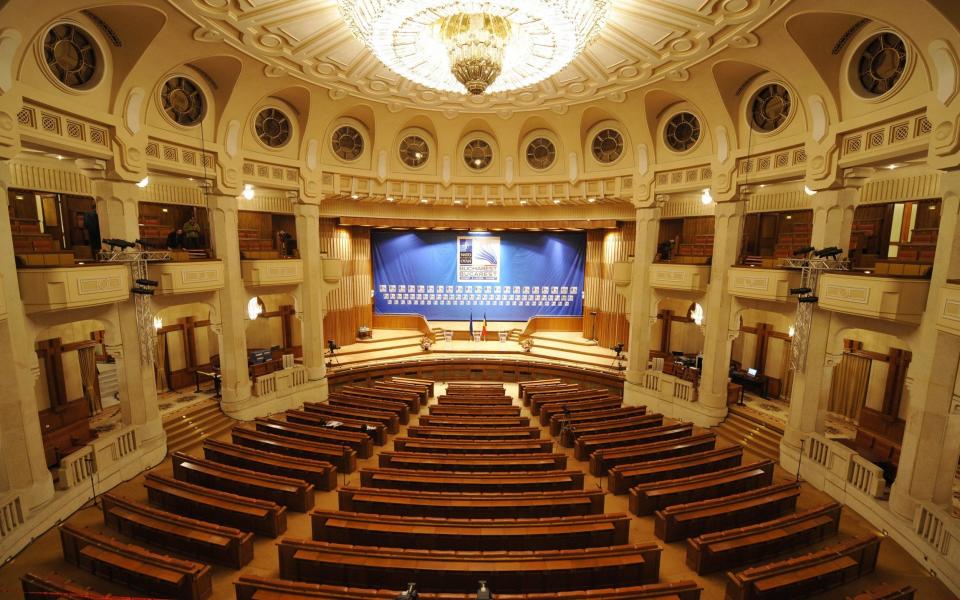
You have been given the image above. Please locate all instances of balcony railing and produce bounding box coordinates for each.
[17,264,129,313]
[727,266,802,303]
[816,272,930,325]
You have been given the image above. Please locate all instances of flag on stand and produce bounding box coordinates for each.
[469,312,474,340]
[481,314,488,340]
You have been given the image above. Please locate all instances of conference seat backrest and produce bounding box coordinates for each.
[254,417,374,458]
[562,413,667,447]
[521,384,580,404]
[392,437,554,455]
[549,405,647,436]
[607,446,744,494]
[628,460,774,516]
[845,583,916,600]
[530,390,612,415]
[283,410,387,445]
[685,502,842,574]
[570,419,680,456]
[301,402,399,433]
[341,385,420,411]
[417,415,531,428]
[328,394,409,423]
[406,425,541,440]
[202,439,337,491]
[144,473,287,537]
[101,492,254,569]
[725,535,881,600]
[436,395,515,405]
[428,405,522,417]
[589,433,717,477]
[373,381,428,404]
[358,467,585,493]
[540,397,624,425]
[384,376,435,397]
[654,481,801,543]
[171,451,315,512]
[59,524,212,600]
[231,427,358,473]
[377,450,567,472]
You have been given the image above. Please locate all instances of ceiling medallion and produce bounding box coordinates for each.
[337,0,611,95]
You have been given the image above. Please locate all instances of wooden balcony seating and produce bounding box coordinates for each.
[338,487,605,518]
[549,406,648,436]
[686,502,842,574]
[589,433,718,477]
[201,439,337,491]
[328,393,409,424]
[608,447,744,494]
[846,583,916,599]
[572,422,690,459]
[654,482,801,543]
[418,415,531,427]
[302,402,399,434]
[406,425,541,441]
[392,437,554,454]
[358,467,585,493]
[171,452,315,512]
[540,397,625,426]
[629,460,775,516]
[101,493,254,568]
[428,404,522,417]
[725,535,881,600]
[231,427,358,473]
[233,575,703,600]
[254,417,374,458]
[377,450,567,472]
[283,410,387,445]
[311,511,629,551]
[59,524,212,600]
[145,473,287,537]
[561,413,667,448]
[277,539,662,594]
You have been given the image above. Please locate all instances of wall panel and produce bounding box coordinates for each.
[581,223,634,351]
[321,219,373,345]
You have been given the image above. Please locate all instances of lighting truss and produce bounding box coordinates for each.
[780,256,850,373]
[98,249,171,365]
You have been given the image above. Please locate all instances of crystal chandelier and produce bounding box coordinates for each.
[338,0,611,95]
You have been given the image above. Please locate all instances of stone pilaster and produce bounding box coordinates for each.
[0,160,54,508]
[623,206,660,404]
[293,202,328,391]
[206,193,252,416]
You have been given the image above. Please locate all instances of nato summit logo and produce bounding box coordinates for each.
[458,236,500,282]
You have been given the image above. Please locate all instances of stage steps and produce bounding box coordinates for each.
[713,407,783,462]
[162,398,236,454]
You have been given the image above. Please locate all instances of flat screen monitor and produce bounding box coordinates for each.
[747,368,758,377]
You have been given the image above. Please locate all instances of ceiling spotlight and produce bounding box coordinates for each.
[486,200,494,205]
[553,199,560,204]
[520,200,528,205]
[351,194,359,200]
[700,188,713,205]
[886,163,899,170]
[587,197,596,203]
[242,183,255,200]
[798,295,819,303]
[453,199,462,205]
[789,287,812,295]
[136,176,150,188]
[804,185,817,196]
[153,316,163,331]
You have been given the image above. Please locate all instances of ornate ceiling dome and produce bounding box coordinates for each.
[173,0,789,112]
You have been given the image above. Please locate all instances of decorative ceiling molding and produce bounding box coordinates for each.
[166,0,792,112]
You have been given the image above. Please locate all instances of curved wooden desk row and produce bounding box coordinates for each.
[725,535,882,600]
[429,404,522,417]
[419,415,531,427]
[359,467,585,493]
[607,447,744,494]
[233,575,702,600]
[101,492,254,569]
[231,427,358,473]
[339,384,421,412]
[392,437,554,455]
[531,391,617,416]
[301,402,400,434]
[373,380,429,404]
[328,393,409,424]
[310,511,630,552]
[845,583,916,599]
[277,539,661,595]
[629,460,775,516]
[589,433,718,477]
[280,409,388,445]
[407,425,541,441]
[59,524,213,600]
[540,398,624,426]
[378,450,568,472]
[562,413,665,449]
[437,395,516,405]
[383,375,434,397]
[549,405,647,436]
[573,422,690,460]
[522,383,580,404]
[338,486,606,519]
[254,417,374,458]
[202,439,337,491]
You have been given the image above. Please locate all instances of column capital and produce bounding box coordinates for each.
[713,198,747,219]
[206,193,240,214]
[293,202,321,219]
[635,204,660,223]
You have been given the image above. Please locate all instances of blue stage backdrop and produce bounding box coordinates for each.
[372,230,586,321]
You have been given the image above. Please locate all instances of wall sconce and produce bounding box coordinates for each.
[136,176,150,188]
[788,325,795,338]
[247,297,264,320]
[242,183,255,201]
[700,188,713,205]
[153,316,163,330]
[803,185,817,196]
[690,302,705,327]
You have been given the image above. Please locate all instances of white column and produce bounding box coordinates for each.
[624,206,660,403]
[0,160,54,508]
[89,176,164,450]
[697,199,746,421]
[207,193,252,416]
[888,171,960,518]
[293,202,328,391]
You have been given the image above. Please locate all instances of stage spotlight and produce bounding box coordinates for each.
[476,580,494,600]
[612,343,624,356]
[789,287,812,295]
[814,246,843,258]
[395,582,418,600]
[131,287,155,295]
[327,339,340,352]
[798,296,819,303]
[135,278,159,287]
[793,246,816,256]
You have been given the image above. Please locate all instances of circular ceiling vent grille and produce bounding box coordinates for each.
[664,112,701,152]
[463,139,493,171]
[43,23,99,89]
[591,128,623,164]
[399,135,429,168]
[160,77,206,126]
[332,125,364,161]
[857,32,907,96]
[526,137,557,170]
[255,108,292,148]
[749,83,791,133]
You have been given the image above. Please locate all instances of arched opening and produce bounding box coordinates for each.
[153,302,220,408]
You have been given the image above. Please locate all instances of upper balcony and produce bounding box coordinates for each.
[242,259,304,287]
[649,262,710,293]
[17,264,129,314]
[817,272,930,325]
[727,266,802,303]
[935,282,960,337]
[147,260,225,296]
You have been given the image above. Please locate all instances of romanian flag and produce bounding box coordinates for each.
[481,314,488,340]
[469,312,474,339]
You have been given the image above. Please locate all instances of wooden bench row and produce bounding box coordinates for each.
[382,375,434,397]
[301,402,399,434]
[407,425,541,441]
[377,450,568,472]
[60,524,212,600]
[540,397,624,426]
[283,409,387,445]
[338,486,605,518]
[725,535,881,600]
[311,511,629,551]
[549,405,647,436]
[574,422,691,461]
[563,413,666,449]
[608,446,744,494]
[329,393,409,424]
[393,436,554,455]
[340,384,420,412]
[846,583,916,599]
[531,390,615,416]
[359,467,584,493]
[234,575,703,600]
[255,417,374,458]
[202,439,337,491]
[277,539,662,594]
[437,395,516,405]
[589,433,718,477]
[429,404,521,417]
[102,492,254,568]
[231,427,357,473]
[630,460,775,516]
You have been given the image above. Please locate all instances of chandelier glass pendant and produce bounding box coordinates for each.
[338,0,611,95]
